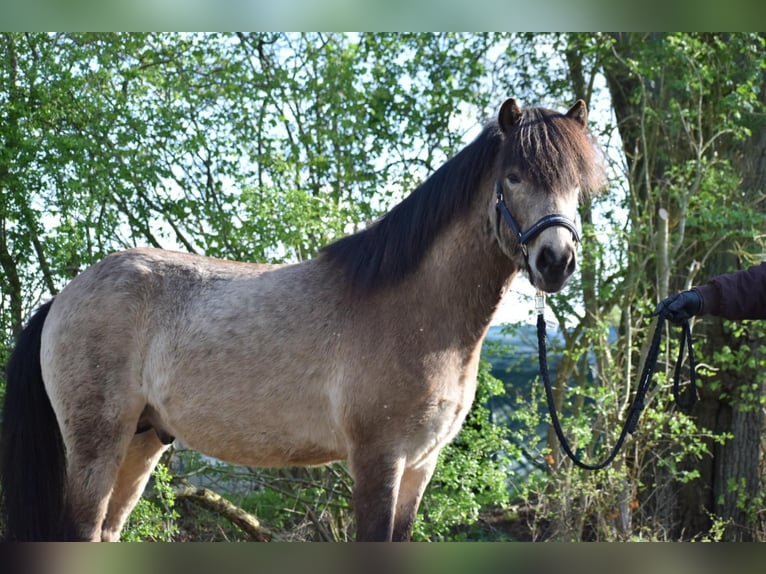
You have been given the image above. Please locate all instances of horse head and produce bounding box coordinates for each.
[491,97,604,293]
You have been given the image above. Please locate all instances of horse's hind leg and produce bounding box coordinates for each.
[58,425,132,540]
[392,456,439,541]
[100,430,169,542]
[58,415,141,541]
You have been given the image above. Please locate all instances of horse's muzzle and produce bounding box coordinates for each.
[533,244,576,293]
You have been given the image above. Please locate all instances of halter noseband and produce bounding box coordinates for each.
[494,180,580,258]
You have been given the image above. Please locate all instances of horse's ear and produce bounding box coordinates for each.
[498,98,522,133]
[566,99,588,128]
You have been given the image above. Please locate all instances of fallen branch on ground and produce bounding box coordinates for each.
[171,479,274,541]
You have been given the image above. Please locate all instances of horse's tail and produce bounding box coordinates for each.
[1,299,69,541]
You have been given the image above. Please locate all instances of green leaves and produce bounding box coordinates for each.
[123,462,179,542]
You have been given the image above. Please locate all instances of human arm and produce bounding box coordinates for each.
[694,261,766,320]
[656,262,766,322]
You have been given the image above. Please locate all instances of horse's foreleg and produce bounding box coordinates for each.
[100,430,169,541]
[349,452,406,541]
[392,456,439,541]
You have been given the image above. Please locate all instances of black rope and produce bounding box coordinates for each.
[673,321,698,410]
[538,311,697,471]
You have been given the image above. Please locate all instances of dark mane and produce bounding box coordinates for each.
[320,123,503,293]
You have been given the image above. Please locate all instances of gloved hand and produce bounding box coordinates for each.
[654,290,703,323]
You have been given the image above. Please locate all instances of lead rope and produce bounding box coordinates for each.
[537,290,697,471]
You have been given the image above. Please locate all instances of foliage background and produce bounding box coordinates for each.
[1,33,765,541]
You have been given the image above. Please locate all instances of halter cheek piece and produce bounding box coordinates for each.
[494,180,580,260]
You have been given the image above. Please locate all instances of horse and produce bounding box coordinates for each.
[0,98,605,541]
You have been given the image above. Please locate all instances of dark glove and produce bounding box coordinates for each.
[654,290,703,323]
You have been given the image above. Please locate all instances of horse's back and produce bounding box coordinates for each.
[47,246,289,326]
[42,247,282,370]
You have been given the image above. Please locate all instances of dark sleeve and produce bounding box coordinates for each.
[694,262,766,320]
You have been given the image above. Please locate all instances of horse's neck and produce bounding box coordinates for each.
[398,209,518,348]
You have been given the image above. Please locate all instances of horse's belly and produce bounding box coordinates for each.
[192,439,346,469]
[166,407,348,469]
[148,344,348,468]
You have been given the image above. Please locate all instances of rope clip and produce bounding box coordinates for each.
[535,289,546,315]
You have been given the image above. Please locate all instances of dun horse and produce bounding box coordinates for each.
[1,98,605,541]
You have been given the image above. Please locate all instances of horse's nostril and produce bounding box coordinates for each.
[537,246,575,279]
[538,246,557,273]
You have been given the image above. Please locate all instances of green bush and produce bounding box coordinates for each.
[122,462,179,542]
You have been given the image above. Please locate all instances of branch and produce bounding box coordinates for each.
[19,201,58,296]
[172,479,274,541]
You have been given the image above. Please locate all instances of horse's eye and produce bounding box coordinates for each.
[506,174,522,185]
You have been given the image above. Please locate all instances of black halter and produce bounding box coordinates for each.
[494,180,580,258]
